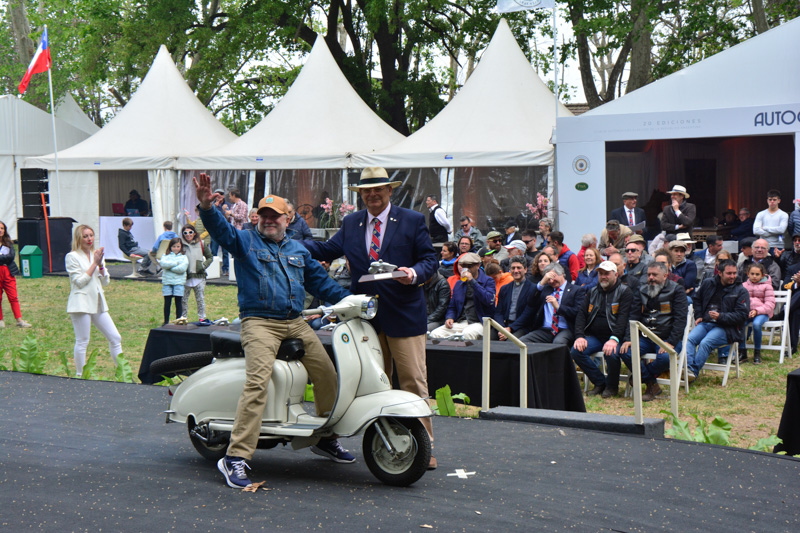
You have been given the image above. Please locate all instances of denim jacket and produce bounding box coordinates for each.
[199,204,350,319]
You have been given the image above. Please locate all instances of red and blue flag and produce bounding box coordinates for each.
[18,27,51,94]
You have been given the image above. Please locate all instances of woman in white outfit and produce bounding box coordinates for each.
[65,224,122,376]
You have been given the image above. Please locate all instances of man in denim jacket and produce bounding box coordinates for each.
[194,173,353,490]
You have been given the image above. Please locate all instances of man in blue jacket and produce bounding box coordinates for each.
[493,257,536,340]
[194,173,353,489]
[301,167,439,468]
[516,263,585,346]
[430,252,495,340]
[286,201,314,240]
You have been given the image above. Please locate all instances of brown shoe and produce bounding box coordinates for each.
[600,386,618,399]
[428,456,438,470]
[642,382,663,402]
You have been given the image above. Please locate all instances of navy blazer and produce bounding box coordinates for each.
[610,206,646,228]
[509,282,585,333]
[494,279,536,327]
[302,204,438,337]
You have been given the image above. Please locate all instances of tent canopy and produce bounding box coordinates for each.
[24,46,235,170]
[1,95,90,156]
[353,18,572,169]
[585,16,800,116]
[55,93,100,136]
[177,36,404,170]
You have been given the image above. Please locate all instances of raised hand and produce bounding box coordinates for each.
[193,173,221,210]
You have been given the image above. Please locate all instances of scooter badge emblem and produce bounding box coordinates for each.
[341,333,350,343]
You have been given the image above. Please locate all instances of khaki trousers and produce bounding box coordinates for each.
[378,333,434,442]
[227,317,337,459]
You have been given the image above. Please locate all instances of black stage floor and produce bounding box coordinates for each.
[2,371,799,531]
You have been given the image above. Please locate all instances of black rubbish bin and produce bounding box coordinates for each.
[16,217,75,273]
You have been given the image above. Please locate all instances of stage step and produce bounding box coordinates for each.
[480,407,664,439]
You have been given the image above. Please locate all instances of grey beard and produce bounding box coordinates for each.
[646,282,665,299]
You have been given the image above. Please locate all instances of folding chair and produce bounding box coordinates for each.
[579,351,629,393]
[745,288,792,364]
[701,343,740,387]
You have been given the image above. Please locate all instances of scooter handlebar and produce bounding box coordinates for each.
[301,306,328,317]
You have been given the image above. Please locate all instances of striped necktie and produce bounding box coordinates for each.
[551,287,561,335]
[370,219,381,261]
[628,210,634,225]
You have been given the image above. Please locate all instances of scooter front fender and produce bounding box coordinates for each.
[331,390,433,437]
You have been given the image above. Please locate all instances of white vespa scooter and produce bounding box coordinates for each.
[155,294,433,487]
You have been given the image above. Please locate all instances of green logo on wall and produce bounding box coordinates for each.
[575,182,589,191]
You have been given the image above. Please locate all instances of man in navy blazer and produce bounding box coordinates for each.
[302,167,439,468]
[493,257,537,340]
[610,192,646,234]
[513,263,585,346]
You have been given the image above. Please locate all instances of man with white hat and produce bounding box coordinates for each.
[570,259,635,398]
[660,185,697,237]
[301,167,439,469]
[500,240,527,272]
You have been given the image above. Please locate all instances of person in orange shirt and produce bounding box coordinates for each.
[485,262,513,304]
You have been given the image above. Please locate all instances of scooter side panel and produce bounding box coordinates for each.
[348,320,393,397]
[331,391,433,436]
[324,322,362,426]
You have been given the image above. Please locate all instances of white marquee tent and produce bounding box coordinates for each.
[353,18,572,234]
[55,93,101,136]
[556,17,800,250]
[177,36,403,223]
[24,45,236,236]
[0,95,93,239]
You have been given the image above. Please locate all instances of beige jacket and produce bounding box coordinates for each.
[66,250,110,314]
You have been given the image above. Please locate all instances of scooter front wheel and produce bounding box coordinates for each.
[363,417,430,487]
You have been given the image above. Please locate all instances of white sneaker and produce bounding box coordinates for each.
[0,320,5,328]
[16,319,32,328]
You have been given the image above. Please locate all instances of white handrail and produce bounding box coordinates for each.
[482,318,528,410]
[629,320,680,424]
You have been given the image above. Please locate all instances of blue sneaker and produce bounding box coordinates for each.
[218,456,252,488]
[311,439,355,464]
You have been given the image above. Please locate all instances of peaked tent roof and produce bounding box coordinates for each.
[1,95,92,156]
[25,46,236,170]
[178,36,404,170]
[585,16,800,116]
[55,93,101,136]
[354,18,572,168]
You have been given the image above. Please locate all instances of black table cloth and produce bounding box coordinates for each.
[138,326,585,412]
[775,367,800,455]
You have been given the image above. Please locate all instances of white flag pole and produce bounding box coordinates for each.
[553,7,558,119]
[44,26,60,217]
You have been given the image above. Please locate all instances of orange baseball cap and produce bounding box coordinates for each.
[257,195,289,216]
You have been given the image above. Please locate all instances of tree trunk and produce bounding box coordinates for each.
[752,0,769,33]
[626,0,652,93]
[8,0,35,64]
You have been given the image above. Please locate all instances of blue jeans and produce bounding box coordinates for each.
[570,336,620,387]
[739,314,769,351]
[679,321,729,375]
[210,239,229,272]
[619,337,670,384]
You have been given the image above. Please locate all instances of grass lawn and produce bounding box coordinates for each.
[0,273,794,450]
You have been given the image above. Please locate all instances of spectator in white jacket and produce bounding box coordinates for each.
[753,189,789,251]
[65,224,122,377]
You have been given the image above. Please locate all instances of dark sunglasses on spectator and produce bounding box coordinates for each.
[625,248,638,253]
[522,239,533,244]
[461,224,469,228]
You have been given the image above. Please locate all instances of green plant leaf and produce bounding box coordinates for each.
[114,355,135,383]
[435,385,457,417]
[58,351,71,377]
[452,392,470,405]
[81,349,99,380]
[749,435,782,452]
[154,376,176,386]
[706,416,732,446]
[661,410,694,441]
[14,335,47,374]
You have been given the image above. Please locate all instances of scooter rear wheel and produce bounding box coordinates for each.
[363,417,431,487]
[188,418,229,462]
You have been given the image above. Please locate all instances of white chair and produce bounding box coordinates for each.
[121,252,143,279]
[702,343,740,387]
[745,288,792,364]
[578,351,629,394]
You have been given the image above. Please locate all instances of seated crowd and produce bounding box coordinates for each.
[420,185,799,401]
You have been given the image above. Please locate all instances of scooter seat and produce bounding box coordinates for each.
[209,331,305,361]
[210,330,244,358]
[276,338,305,361]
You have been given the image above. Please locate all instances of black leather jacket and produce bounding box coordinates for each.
[575,280,633,341]
[631,279,689,346]
[692,276,751,344]
[424,273,451,323]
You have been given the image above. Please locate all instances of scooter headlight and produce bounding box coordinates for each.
[361,296,378,320]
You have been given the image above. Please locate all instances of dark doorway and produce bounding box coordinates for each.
[685,159,716,226]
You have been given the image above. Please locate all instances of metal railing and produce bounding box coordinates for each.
[481,317,528,410]
[629,320,680,425]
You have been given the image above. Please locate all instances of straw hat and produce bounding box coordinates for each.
[348,167,402,191]
[667,185,690,198]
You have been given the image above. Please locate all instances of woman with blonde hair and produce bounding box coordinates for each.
[65,224,122,376]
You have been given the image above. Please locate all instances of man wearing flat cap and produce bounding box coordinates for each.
[661,185,697,237]
[429,252,495,340]
[610,192,646,234]
[598,219,633,257]
[301,167,439,469]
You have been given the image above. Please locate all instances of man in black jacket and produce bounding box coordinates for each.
[682,259,750,380]
[618,262,689,401]
[493,257,537,340]
[570,260,634,398]
[424,271,451,332]
[511,263,584,346]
